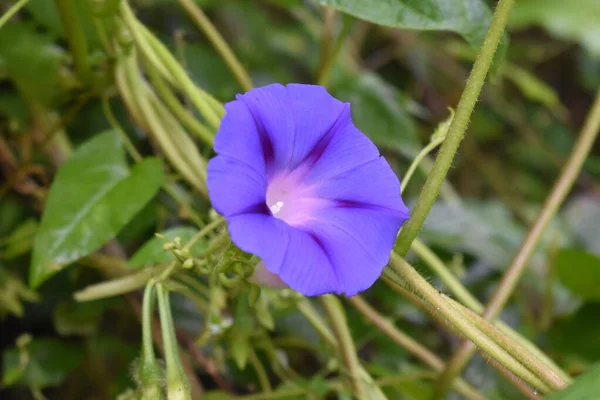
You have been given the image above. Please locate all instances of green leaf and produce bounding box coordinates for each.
[549,304,600,363]
[2,337,85,388]
[128,227,205,269]
[30,131,164,288]
[547,362,600,400]
[0,23,67,106]
[555,249,600,301]
[510,0,600,57]
[316,0,497,51]
[330,72,419,157]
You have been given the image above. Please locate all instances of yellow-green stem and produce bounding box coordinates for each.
[394,0,515,255]
[434,89,600,397]
[177,0,253,91]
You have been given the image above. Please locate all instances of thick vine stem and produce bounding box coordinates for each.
[433,88,600,397]
[393,0,516,255]
[411,238,570,383]
[388,254,553,394]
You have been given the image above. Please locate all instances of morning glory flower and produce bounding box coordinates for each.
[207,84,409,296]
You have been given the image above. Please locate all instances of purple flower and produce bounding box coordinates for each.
[207,84,409,296]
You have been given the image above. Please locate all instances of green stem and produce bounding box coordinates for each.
[434,89,600,397]
[143,58,215,146]
[483,88,600,321]
[120,2,224,127]
[401,136,445,194]
[393,0,515,255]
[102,95,207,228]
[381,270,542,399]
[296,299,387,400]
[320,295,367,400]
[388,254,551,394]
[347,296,485,400]
[0,0,30,29]
[74,268,154,301]
[142,282,158,364]
[121,51,208,196]
[248,349,272,393]
[156,284,192,400]
[55,0,91,81]
[177,0,253,91]
[412,238,570,382]
[444,296,564,391]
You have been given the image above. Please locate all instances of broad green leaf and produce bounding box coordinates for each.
[30,131,164,288]
[2,337,85,388]
[547,362,600,400]
[555,249,600,301]
[510,0,600,57]
[331,72,419,157]
[0,24,67,106]
[549,304,600,363]
[316,0,497,51]
[128,227,205,268]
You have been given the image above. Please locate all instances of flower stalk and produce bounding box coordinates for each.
[136,282,164,399]
[157,284,192,400]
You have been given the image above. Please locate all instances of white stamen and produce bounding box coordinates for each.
[269,201,285,215]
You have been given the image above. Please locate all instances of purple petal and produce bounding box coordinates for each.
[228,213,290,274]
[236,83,347,176]
[207,156,268,217]
[302,113,381,186]
[313,156,407,212]
[302,206,408,296]
[214,100,266,175]
[229,211,340,295]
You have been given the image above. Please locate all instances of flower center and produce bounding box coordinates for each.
[266,170,326,227]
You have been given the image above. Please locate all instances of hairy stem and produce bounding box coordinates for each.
[393,0,515,255]
[411,238,570,382]
[388,254,551,394]
[434,89,600,397]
